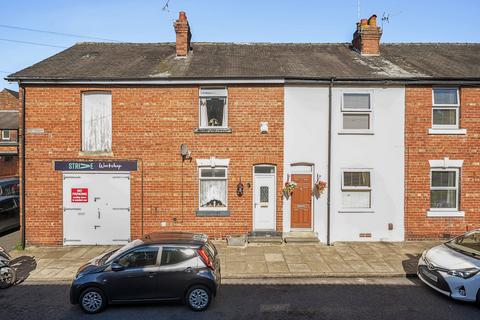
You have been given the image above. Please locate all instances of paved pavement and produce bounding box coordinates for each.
[6,240,442,282]
[2,278,478,320]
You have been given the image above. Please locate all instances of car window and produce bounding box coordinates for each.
[106,239,144,264]
[117,246,159,268]
[0,199,16,212]
[161,247,196,266]
[446,231,480,257]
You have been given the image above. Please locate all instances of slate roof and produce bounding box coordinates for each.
[6,42,480,81]
[0,111,19,129]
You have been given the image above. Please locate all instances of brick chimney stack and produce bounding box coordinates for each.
[352,14,382,55]
[174,11,191,57]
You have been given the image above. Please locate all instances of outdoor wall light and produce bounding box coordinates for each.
[260,122,268,133]
[236,177,244,197]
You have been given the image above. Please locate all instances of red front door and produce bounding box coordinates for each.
[290,174,312,229]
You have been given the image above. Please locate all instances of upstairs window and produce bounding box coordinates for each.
[432,88,459,129]
[82,92,112,152]
[199,87,228,128]
[342,93,372,132]
[199,167,228,210]
[1,130,10,141]
[341,170,372,209]
[430,169,459,210]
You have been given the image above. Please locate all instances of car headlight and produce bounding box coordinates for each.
[421,250,427,260]
[447,268,480,279]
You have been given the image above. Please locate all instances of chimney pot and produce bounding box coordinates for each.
[179,11,187,21]
[368,14,377,26]
[360,19,368,26]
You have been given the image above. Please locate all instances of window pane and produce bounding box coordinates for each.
[434,88,458,105]
[344,172,370,187]
[433,109,456,126]
[430,190,457,208]
[254,166,275,174]
[82,93,112,152]
[161,247,196,266]
[260,186,269,203]
[342,191,371,208]
[343,114,370,130]
[343,93,370,110]
[118,247,158,268]
[201,168,226,178]
[200,180,227,208]
[431,171,456,187]
[200,97,225,127]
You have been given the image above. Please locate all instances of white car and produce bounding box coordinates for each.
[418,229,480,304]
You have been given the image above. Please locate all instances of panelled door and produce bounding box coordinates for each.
[290,174,312,229]
[63,173,130,245]
[253,166,276,230]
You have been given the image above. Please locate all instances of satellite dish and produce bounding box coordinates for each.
[180,144,189,157]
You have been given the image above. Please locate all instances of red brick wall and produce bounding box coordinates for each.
[0,89,19,111]
[405,86,480,239]
[23,85,284,245]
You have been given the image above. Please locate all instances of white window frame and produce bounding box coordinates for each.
[340,169,373,211]
[198,87,228,129]
[198,166,228,211]
[81,91,112,153]
[1,130,10,141]
[340,92,374,134]
[429,168,460,212]
[431,87,460,130]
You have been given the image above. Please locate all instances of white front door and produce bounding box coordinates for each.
[253,166,276,230]
[63,173,131,245]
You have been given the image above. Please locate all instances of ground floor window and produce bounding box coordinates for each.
[430,168,459,210]
[341,170,371,209]
[199,167,228,210]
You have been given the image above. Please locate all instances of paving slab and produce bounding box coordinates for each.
[7,240,442,282]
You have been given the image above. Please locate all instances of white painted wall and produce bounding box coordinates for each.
[284,85,405,243]
[284,86,329,243]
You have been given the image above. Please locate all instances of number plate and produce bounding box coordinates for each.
[422,269,438,282]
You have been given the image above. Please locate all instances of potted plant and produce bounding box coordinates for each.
[313,177,327,199]
[282,181,297,199]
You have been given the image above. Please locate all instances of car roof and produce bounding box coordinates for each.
[142,232,208,246]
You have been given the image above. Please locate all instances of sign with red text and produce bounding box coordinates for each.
[71,188,88,203]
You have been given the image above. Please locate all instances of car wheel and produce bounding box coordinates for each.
[186,285,212,311]
[79,287,107,314]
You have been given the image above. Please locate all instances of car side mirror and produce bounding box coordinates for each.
[111,262,124,272]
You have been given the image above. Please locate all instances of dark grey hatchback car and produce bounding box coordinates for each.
[70,232,221,314]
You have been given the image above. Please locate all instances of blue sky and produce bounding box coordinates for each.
[1,0,479,90]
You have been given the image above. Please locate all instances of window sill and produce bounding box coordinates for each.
[338,209,375,213]
[194,128,232,134]
[428,128,467,135]
[196,210,230,217]
[338,130,374,135]
[78,151,114,157]
[427,210,464,217]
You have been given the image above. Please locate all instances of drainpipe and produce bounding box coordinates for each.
[20,84,26,249]
[326,78,334,246]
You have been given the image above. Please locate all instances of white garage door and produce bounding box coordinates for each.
[63,173,131,245]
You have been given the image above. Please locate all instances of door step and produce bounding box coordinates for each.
[247,231,283,244]
[284,231,319,243]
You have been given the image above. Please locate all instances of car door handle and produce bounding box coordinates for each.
[148,272,156,278]
[184,267,194,273]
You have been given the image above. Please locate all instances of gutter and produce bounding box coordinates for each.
[326,78,334,246]
[21,86,26,249]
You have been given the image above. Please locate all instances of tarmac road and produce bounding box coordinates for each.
[2,277,478,320]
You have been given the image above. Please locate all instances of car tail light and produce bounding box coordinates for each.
[197,248,214,270]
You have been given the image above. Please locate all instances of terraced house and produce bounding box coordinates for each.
[6,12,480,246]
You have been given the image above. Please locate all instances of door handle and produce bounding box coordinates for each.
[184,267,194,273]
[148,272,156,278]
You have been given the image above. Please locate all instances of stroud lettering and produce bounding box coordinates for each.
[55,160,138,172]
